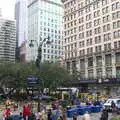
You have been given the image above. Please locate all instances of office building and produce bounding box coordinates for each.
[27,0,63,62]
[62,0,120,95]
[0,17,16,63]
[20,41,26,62]
[15,0,27,46]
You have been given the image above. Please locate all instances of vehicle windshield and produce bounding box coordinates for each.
[117,100,120,104]
[106,100,112,103]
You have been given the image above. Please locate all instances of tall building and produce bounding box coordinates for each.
[15,0,27,46]
[15,0,27,60]
[0,17,16,63]
[27,0,63,62]
[62,0,120,94]
[20,41,26,62]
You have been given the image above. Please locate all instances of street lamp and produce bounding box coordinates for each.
[29,36,51,112]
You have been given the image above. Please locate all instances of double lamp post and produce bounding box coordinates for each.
[29,36,51,112]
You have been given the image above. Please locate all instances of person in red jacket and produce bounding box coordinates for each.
[3,108,11,120]
[23,104,31,120]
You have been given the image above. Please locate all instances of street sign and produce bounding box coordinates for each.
[27,76,38,84]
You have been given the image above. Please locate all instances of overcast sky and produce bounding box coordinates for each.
[0,0,16,19]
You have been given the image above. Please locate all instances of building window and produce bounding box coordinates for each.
[114,41,117,48]
[94,27,101,34]
[103,24,110,32]
[79,49,85,56]
[96,56,102,66]
[79,25,84,32]
[95,45,101,53]
[112,2,120,11]
[94,19,101,26]
[113,30,120,38]
[86,14,92,21]
[97,69,102,78]
[104,43,111,51]
[86,5,92,13]
[102,6,109,14]
[95,36,101,44]
[88,57,93,67]
[116,53,120,65]
[79,10,84,16]
[93,2,99,10]
[86,22,92,29]
[86,30,92,37]
[102,0,108,6]
[104,33,111,41]
[79,17,84,24]
[87,47,93,54]
[105,54,112,66]
[113,21,120,29]
[106,68,112,78]
[79,41,85,48]
[80,59,85,71]
[86,38,93,46]
[79,32,84,39]
[88,70,93,78]
[94,10,100,18]
[103,15,110,23]
[112,11,120,20]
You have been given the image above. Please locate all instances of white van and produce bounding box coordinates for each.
[104,98,120,110]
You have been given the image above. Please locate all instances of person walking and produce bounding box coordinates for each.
[23,104,31,120]
[100,109,108,120]
[47,109,52,120]
[3,107,12,120]
[82,111,90,120]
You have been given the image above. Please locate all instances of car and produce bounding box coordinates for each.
[104,98,120,111]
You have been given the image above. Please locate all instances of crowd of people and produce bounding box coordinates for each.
[2,101,67,120]
[1,98,120,120]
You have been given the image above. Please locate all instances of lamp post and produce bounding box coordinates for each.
[29,36,51,112]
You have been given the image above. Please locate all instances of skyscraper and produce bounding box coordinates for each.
[15,0,27,46]
[62,0,120,93]
[27,0,63,62]
[0,17,16,63]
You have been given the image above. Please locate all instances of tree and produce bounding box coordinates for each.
[0,62,71,96]
[38,62,71,92]
[0,62,37,95]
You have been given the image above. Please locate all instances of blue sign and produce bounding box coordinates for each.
[27,76,38,84]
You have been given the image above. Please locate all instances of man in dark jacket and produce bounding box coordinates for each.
[100,109,108,120]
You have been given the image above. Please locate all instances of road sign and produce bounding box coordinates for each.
[27,76,38,84]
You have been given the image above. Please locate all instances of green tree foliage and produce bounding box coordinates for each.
[39,62,71,91]
[0,62,37,94]
[0,62,71,94]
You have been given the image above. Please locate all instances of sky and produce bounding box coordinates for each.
[0,0,16,19]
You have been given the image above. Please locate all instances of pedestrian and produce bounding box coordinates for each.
[36,111,42,120]
[3,107,12,120]
[5,113,13,120]
[47,109,52,120]
[73,114,77,120]
[100,109,108,120]
[23,104,31,120]
[28,112,36,120]
[20,112,23,120]
[111,101,116,113]
[82,111,90,120]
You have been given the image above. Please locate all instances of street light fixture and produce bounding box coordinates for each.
[29,36,51,112]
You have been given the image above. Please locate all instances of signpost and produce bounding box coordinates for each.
[27,76,38,84]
